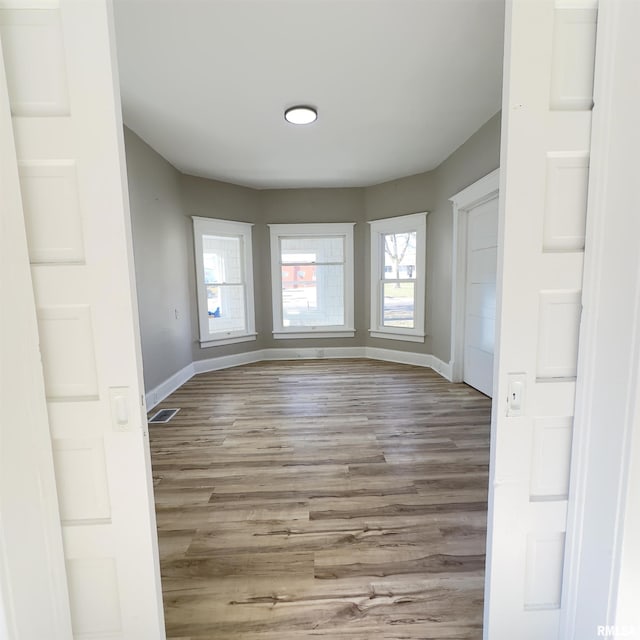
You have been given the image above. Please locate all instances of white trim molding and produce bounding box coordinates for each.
[192,216,256,347]
[369,330,424,343]
[144,346,453,409]
[200,333,257,348]
[368,212,428,343]
[273,330,356,340]
[144,362,195,411]
[366,348,452,379]
[193,349,264,375]
[264,347,366,361]
[268,222,355,339]
[449,168,500,383]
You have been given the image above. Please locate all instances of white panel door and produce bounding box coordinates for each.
[0,1,165,638]
[0,37,72,640]
[484,0,596,637]
[464,196,498,397]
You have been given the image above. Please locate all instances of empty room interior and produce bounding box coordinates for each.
[115,0,503,636]
[4,0,640,638]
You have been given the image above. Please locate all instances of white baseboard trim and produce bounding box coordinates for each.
[263,347,366,361]
[429,355,453,381]
[145,362,194,411]
[365,347,453,381]
[145,346,453,409]
[365,346,432,369]
[193,349,263,375]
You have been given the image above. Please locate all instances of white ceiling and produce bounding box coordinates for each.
[113,0,504,189]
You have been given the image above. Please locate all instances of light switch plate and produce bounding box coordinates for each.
[507,373,527,417]
[109,386,131,431]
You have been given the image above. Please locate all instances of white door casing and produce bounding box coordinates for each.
[0,1,165,638]
[450,168,500,396]
[484,0,596,638]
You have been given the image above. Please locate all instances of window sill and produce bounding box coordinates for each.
[200,333,257,348]
[273,329,356,340]
[369,329,425,343]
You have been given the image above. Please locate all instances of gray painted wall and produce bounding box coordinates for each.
[179,182,368,360]
[364,171,437,355]
[178,175,264,361]
[124,128,193,389]
[365,111,502,361]
[125,112,501,391]
[429,111,501,361]
[256,188,368,351]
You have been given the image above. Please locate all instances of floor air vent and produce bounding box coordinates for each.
[148,408,180,424]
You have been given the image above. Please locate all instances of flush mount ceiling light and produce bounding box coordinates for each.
[284,105,317,125]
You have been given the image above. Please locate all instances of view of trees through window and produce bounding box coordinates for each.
[383,231,417,328]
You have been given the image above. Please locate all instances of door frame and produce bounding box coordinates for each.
[3,0,639,636]
[449,168,500,385]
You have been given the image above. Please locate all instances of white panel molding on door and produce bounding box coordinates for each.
[536,290,582,380]
[0,4,70,116]
[484,0,596,637]
[549,3,597,111]
[543,152,590,252]
[0,30,72,639]
[524,532,566,610]
[1,1,165,638]
[449,167,500,390]
[18,160,86,263]
[530,417,573,501]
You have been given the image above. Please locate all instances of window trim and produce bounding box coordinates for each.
[268,222,356,339]
[192,216,256,348]
[369,212,428,342]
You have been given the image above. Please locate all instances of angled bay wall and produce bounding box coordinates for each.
[124,128,193,390]
[125,113,501,396]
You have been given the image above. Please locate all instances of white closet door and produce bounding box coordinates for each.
[0,34,72,640]
[464,195,499,397]
[485,0,597,637]
[0,1,165,638]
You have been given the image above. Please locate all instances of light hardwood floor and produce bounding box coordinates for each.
[149,359,492,639]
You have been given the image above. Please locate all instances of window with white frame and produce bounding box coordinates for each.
[369,212,427,342]
[269,223,355,339]
[192,217,256,347]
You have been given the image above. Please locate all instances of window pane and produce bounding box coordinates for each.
[282,264,344,327]
[203,235,242,284]
[207,284,245,333]
[281,236,344,264]
[383,231,417,280]
[383,281,415,328]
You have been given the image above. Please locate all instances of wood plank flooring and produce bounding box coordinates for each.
[149,359,492,639]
